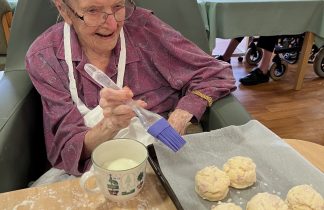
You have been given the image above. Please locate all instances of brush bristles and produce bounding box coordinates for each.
[147,118,186,152]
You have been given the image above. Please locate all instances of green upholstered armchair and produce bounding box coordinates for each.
[0,0,58,192]
[0,0,251,193]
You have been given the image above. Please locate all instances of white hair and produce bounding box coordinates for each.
[49,0,64,23]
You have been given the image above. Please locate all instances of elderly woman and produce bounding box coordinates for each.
[25,0,235,179]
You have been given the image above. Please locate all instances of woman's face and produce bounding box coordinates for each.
[60,0,125,55]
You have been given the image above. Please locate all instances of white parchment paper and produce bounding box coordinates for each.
[153,120,324,210]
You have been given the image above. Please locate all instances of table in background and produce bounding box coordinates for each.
[0,138,323,209]
[198,0,324,90]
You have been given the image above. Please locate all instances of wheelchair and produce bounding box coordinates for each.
[241,34,324,81]
[312,45,324,77]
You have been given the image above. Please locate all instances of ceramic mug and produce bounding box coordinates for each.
[80,138,148,201]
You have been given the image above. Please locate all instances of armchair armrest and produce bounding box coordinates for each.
[0,70,48,192]
[201,93,252,131]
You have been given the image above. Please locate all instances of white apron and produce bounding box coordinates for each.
[31,23,154,187]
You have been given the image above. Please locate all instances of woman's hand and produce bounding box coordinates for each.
[168,109,193,135]
[83,86,146,158]
[99,86,147,130]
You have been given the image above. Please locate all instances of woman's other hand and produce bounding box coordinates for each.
[168,109,193,135]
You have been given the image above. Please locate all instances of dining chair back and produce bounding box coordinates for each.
[5,0,58,71]
[2,10,12,45]
[134,0,211,53]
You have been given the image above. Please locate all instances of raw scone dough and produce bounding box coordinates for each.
[195,166,230,201]
[211,202,242,210]
[286,185,324,210]
[223,156,256,189]
[246,192,289,210]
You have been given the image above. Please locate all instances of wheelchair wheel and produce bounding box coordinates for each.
[245,47,263,66]
[309,44,319,64]
[269,61,288,80]
[283,52,299,64]
[313,48,324,77]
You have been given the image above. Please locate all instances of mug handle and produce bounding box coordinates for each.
[80,166,100,194]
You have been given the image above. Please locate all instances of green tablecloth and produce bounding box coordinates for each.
[197,0,324,50]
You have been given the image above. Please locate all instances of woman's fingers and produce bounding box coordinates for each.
[135,100,148,108]
[101,115,133,131]
[99,86,149,131]
[100,87,133,101]
[102,105,135,130]
[100,98,147,108]
[102,104,134,118]
[99,87,135,108]
[110,114,134,128]
[99,98,125,109]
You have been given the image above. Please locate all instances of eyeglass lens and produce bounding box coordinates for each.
[83,0,135,26]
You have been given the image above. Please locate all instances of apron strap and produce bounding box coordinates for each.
[64,23,90,115]
[63,23,127,127]
[116,28,126,88]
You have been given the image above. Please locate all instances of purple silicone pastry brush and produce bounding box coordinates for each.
[84,63,186,152]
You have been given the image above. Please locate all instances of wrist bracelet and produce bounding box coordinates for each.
[191,90,213,107]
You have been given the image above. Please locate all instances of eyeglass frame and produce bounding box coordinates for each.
[62,0,136,26]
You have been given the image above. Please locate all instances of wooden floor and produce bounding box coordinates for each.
[231,58,324,146]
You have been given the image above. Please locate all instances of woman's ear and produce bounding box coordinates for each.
[53,0,73,25]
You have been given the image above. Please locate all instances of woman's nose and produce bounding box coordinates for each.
[102,14,118,30]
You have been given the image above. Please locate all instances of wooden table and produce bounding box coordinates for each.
[0,165,177,210]
[284,138,324,172]
[0,139,323,209]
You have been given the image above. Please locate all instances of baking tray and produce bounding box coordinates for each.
[147,144,184,210]
[149,121,324,209]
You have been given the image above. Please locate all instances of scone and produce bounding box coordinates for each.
[211,202,242,210]
[246,192,289,210]
[223,156,256,189]
[195,166,230,201]
[286,185,324,210]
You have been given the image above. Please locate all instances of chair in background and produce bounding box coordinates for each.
[134,0,251,130]
[134,0,210,54]
[2,8,12,45]
[0,0,12,54]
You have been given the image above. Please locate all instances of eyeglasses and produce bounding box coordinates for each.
[63,0,136,27]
